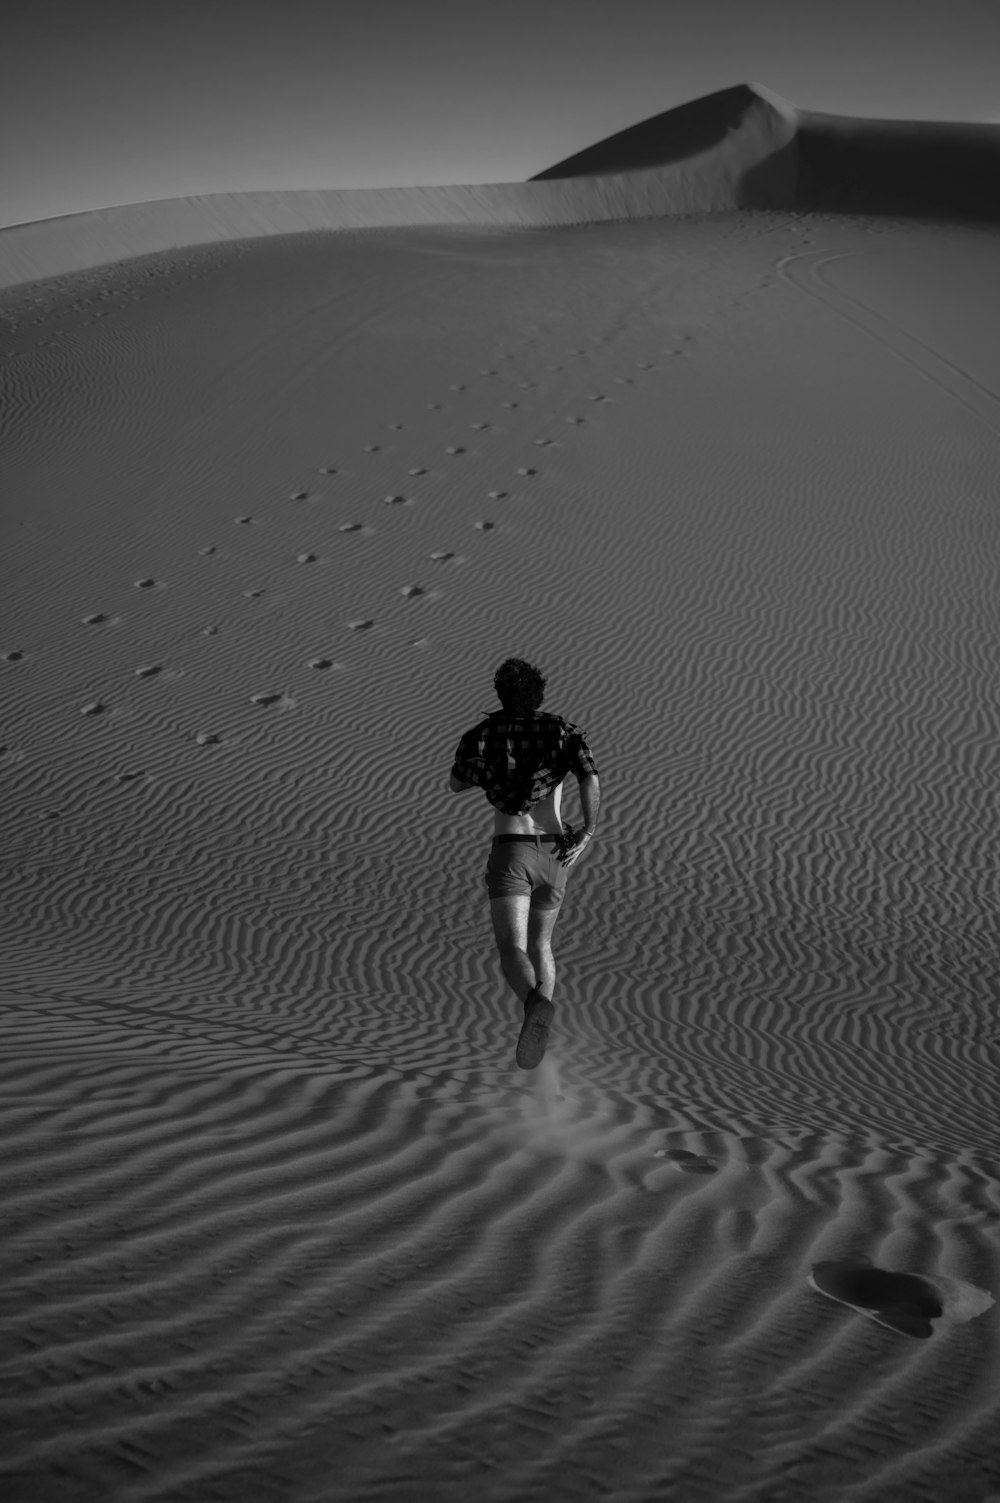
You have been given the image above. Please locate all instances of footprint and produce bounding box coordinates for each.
[242,588,265,598]
[475,520,496,531]
[480,369,497,376]
[250,691,291,708]
[809,1260,944,1339]
[319,466,338,474]
[654,1150,718,1175]
[199,545,217,555]
[290,491,310,501]
[426,403,442,410]
[429,550,455,561]
[449,384,466,392]
[518,382,534,390]
[195,731,221,746]
[339,522,363,532]
[307,657,335,670]
[637,361,655,369]
[297,552,319,564]
[347,619,374,631]
[586,394,609,403]
[116,770,145,784]
[487,490,508,500]
[135,664,162,678]
[564,416,584,425]
[614,377,633,386]
[388,423,404,430]
[445,446,466,456]
[408,467,427,476]
[134,578,163,589]
[384,494,409,506]
[470,423,490,431]
[203,625,220,636]
[363,444,380,453]
[82,612,118,626]
[3,651,24,662]
[400,584,426,598]
[235,515,254,525]
[501,401,518,410]
[534,438,555,447]
[515,467,537,477]
[81,701,107,717]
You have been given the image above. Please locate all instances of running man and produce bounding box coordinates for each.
[447,657,600,1069]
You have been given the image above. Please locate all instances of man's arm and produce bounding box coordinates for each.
[561,774,600,867]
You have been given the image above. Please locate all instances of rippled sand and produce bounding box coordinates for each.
[1,210,998,1502]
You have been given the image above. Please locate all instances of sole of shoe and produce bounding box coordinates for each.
[515,996,554,1070]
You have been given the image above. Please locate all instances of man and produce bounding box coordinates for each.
[447,657,600,1069]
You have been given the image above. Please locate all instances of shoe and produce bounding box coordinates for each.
[516,988,554,1070]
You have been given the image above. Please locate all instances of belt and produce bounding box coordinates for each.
[494,833,561,844]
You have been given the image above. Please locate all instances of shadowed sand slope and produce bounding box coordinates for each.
[2,209,999,1501]
[533,82,795,177]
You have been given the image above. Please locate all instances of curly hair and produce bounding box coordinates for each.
[494,657,546,714]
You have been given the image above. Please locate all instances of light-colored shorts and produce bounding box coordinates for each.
[485,834,569,910]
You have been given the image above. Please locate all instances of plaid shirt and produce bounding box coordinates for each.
[451,710,599,815]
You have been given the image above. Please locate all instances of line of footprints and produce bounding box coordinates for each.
[3,340,690,768]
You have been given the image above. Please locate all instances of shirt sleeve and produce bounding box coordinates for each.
[450,726,485,787]
[566,726,599,780]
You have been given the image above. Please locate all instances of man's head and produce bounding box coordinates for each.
[494,657,546,714]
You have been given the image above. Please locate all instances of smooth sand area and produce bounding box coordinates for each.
[1,208,998,1501]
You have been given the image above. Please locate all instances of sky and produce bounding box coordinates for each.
[5,0,1000,228]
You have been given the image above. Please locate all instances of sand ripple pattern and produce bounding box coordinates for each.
[2,217,999,1501]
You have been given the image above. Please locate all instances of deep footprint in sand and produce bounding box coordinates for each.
[654,1149,718,1175]
[348,619,375,631]
[809,1260,946,1339]
[3,651,25,662]
[250,691,294,709]
[135,664,163,678]
[82,613,120,626]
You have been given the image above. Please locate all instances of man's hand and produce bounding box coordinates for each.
[557,823,594,868]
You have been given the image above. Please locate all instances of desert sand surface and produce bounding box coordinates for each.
[2,133,1000,1503]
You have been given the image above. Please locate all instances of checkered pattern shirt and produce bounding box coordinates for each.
[451,711,599,815]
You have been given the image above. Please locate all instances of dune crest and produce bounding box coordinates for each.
[3,82,999,290]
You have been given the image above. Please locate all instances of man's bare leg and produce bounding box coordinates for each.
[490,895,536,1005]
[527,903,559,1002]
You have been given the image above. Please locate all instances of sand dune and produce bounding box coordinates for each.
[4,83,999,294]
[2,121,1000,1503]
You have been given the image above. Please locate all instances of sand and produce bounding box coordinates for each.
[2,104,1000,1502]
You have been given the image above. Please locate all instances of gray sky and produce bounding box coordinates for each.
[5,0,1000,227]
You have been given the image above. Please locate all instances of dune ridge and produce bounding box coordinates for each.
[3,82,1000,293]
